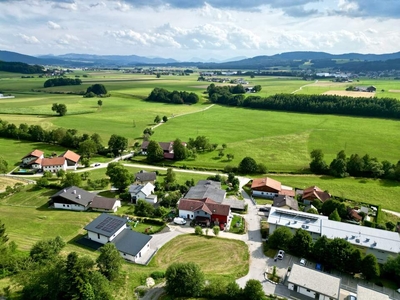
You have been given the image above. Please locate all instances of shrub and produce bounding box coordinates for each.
[194,226,203,235]
[150,271,165,279]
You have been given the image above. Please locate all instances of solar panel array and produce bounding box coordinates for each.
[95,217,124,233]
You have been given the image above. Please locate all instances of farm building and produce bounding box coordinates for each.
[251,177,295,198]
[301,186,331,204]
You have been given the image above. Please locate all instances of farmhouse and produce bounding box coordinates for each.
[355,85,376,92]
[134,170,157,184]
[251,177,295,198]
[178,197,230,227]
[49,186,121,212]
[22,149,44,165]
[42,157,67,173]
[84,214,152,263]
[20,149,80,172]
[141,141,187,160]
[273,195,299,211]
[301,186,331,205]
[128,182,157,204]
[288,264,341,300]
[60,150,81,170]
[267,207,400,263]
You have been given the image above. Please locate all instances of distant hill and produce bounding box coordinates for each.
[0,50,44,65]
[0,61,44,74]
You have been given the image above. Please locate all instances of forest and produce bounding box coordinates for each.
[146,87,199,104]
[0,61,44,74]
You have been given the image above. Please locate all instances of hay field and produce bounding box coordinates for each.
[322,90,376,97]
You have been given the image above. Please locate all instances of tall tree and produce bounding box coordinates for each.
[309,149,328,174]
[238,156,258,174]
[289,229,313,258]
[0,219,9,248]
[173,138,187,160]
[86,84,107,95]
[30,236,66,263]
[243,279,266,300]
[51,103,67,116]
[106,162,134,192]
[165,262,205,297]
[0,157,8,173]
[96,243,122,281]
[312,235,330,265]
[329,208,341,221]
[361,254,380,280]
[108,134,128,157]
[147,140,164,163]
[79,139,98,159]
[61,172,82,188]
[154,115,161,124]
[268,226,293,250]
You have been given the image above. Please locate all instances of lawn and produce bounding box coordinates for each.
[268,175,400,212]
[149,234,249,279]
[229,215,245,234]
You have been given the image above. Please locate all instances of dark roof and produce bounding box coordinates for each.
[222,198,245,210]
[112,228,152,256]
[84,213,128,237]
[89,196,118,210]
[51,186,94,206]
[273,195,299,211]
[178,198,230,216]
[141,141,173,152]
[135,171,157,182]
[185,182,226,204]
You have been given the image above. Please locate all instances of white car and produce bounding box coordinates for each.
[173,217,187,225]
[300,258,307,266]
[277,250,285,260]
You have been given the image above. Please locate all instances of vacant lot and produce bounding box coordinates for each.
[0,176,27,190]
[322,90,376,97]
[150,234,249,278]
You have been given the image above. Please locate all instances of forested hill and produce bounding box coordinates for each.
[0,61,44,74]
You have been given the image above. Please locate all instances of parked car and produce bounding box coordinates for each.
[300,258,307,266]
[173,217,186,225]
[277,250,285,260]
[345,295,357,300]
[259,207,270,212]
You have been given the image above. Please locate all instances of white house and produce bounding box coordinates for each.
[84,214,152,263]
[42,157,67,173]
[60,150,81,170]
[21,149,44,165]
[267,207,400,263]
[288,264,341,300]
[129,182,157,204]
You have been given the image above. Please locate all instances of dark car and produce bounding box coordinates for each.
[259,207,270,212]
[94,163,101,167]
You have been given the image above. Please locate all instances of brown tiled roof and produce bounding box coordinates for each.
[280,189,296,197]
[348,208,362,222]
[28,157,42,165]
[251,177,281,191]
[141,141,150,150]
[42,157,66,166]
[89,196,118,210]
[302,186,331,202]
[22,149,44,159]
[178,198,230,216]
[60,150,81,163]
[159,142,173,152]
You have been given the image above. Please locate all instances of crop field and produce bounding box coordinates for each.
[322,90,376,97]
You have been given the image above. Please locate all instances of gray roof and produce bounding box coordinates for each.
[222,198,245,210]
[51,186,95,207]
[135,171,157,182]
[288,264,341,299]
[84,214,128,237]
[185,181,226,204]
[112,228,152,257]
[273,195,299,211]
[357,285,389,300]
[89,196,118,210]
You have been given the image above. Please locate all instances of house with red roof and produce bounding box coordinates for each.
[21,149,44,169]
[178,197,230,226]
[251,177,295,198]
[20,149,80,172]
[302,186,331,205]
[60,150,81,170]
[42,157,67,173]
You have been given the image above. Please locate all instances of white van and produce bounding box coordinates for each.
[173,217,187,225]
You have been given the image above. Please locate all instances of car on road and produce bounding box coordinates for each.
[277,250,285,260]
[94,163,101,167]
[259,207,270,212]
[300,258,307,266]
[173,217,187,225]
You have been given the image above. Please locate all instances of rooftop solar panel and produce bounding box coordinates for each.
[94,217,124,233]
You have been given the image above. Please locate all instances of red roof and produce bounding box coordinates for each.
[302,186,331,202]
[28,157,42,165]
[178,198,230,216]
[280,189,295,197]
[42,157,66,166]
[251,177,281,191]
[60,150,81,163]
[22,149,44,159]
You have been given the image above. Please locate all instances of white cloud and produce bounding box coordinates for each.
[17,33,40,44]
[47,21,61,30]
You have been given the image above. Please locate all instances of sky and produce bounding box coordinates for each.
[0,0,399,61]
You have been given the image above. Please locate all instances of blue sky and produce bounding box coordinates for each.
[0,0,399,60]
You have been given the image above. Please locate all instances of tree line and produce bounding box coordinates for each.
[0,61,44,74]
[43,77,82,88]
[207,88,400,120]
[146,87,199,104]
[206,83,260,106]
[310,149,400,180]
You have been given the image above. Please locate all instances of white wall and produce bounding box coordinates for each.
[297,286,316,298]
[43,163,67,173]
[54,202,86,211]
[109,225,127,242]
[366,248,393,264]
[145,196,157,204]
[120,252,136,262]
[252,190,277,198]
[87,231,109,244]
[179,209,194,219]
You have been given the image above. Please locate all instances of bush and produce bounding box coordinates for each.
[150,271,165,279]
[194,226,203,235]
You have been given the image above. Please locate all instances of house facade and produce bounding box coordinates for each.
[251,177,295,198]
[21,149,44,165]
[85,214,129,244]
[178,198,230,225]
[21,149,80,172]
[42,157,67,173]
[89,197,121,213]
[60,150,81,170]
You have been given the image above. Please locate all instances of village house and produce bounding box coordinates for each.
[60,150,81,170]
[301,186,331,205]
[134,170,157,184]
[251,177,295,199]
[84,214,152,263]
[141,141,187,160]
[272,195,299,211]
[128,182,157,204]
[20,149,80,172]
[21,149,44,170]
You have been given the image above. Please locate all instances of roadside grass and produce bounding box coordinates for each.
[149,234,249,278]
[0,177,27,190]
[269,175,400,212]
[229,215,245,234]
[255,198,274,205]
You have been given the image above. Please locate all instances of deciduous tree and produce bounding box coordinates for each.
[268,226,293,250]
[165,262,204,297]
[106,162,133,192]
[51,103,67,116]
[289,229,313,258]
[147,140,164,163]
[107,134,128,157]
[96,243,122,281]
[243,279,266,300]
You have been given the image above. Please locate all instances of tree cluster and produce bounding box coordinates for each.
[0,61,44,74]
[268,227,380,279]
[237,156,267,174]
[84,84,108,97]
[310,149,400,180]
[207,83,246,106]
[165,262,267,300]
[44,77,82,88]
[147,87,199,104]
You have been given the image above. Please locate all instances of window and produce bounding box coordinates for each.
[63,204,65,207]
[97,234,100,239]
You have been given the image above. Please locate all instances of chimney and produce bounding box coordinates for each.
[77,195,81,199]
[63,189,66,193]
[73,190,76,194]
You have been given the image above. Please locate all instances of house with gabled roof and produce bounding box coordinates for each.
[251,177,295,198]
[42,157,68,173]
[90,197,121,213]
[178,197,230,225]
[302,186,331,205]
[141,141,187,160]
[273,195,299,211]
[84,213,152,263]
[60,150,81,170]
[185,180,226,204]
[134,170,157,184]
[128,182,157,204]
[21,149,44,166]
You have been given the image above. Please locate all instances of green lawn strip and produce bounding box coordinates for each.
[229,215,245,234]
[269,175,400,212]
